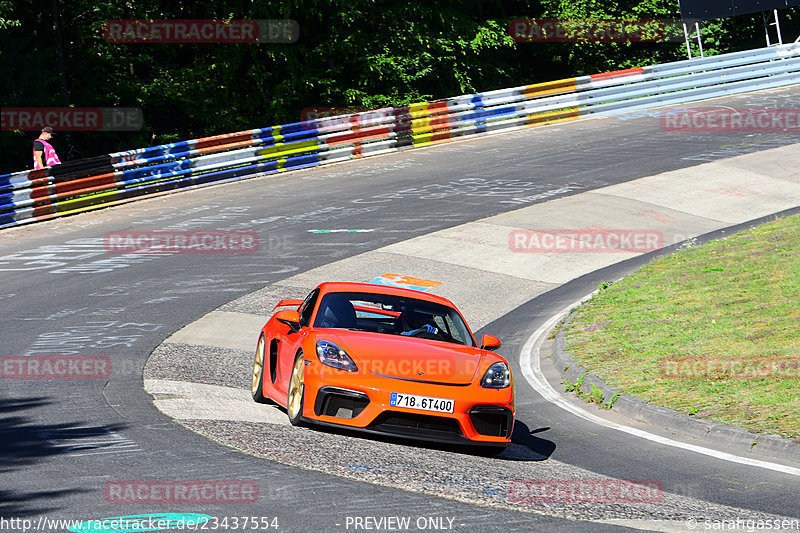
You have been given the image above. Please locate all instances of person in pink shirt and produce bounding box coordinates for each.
[33,126,61,169]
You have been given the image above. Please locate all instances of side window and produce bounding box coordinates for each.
[298,289,319,327]
[444,314,467,345]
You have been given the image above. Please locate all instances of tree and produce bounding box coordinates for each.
[2,0,798,174]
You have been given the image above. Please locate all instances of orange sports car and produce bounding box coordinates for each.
[251,282,514,450]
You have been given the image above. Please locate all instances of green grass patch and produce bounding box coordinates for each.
[564,214,800,438]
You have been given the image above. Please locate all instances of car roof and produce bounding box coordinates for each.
[316,281,457,308]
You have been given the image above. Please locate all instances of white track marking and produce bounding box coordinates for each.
[520,299,800,477]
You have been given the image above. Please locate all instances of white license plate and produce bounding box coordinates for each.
[389,392,454,413]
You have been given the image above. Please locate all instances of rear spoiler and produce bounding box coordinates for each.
[271,298,304,312]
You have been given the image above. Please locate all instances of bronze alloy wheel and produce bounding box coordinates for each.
[287,352,305,426]
[251,334,269,403]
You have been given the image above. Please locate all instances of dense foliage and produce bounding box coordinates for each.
[2,0,799,173]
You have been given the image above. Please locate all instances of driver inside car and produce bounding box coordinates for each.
[399,309,439,337]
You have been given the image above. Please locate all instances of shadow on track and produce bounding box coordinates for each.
[263,401,556,461]
[0,397,123,516]
[505,420,556,461]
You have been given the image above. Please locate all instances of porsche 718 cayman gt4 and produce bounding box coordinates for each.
[251,282,514,449]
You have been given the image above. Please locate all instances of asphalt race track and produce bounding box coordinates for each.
[3,87,800,532]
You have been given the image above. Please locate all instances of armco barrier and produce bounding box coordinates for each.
[3,43,800,229]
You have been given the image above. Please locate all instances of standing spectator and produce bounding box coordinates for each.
[33,126,61,169]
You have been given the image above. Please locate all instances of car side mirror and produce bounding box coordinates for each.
[481,334,502,351]
[275,309,302,333]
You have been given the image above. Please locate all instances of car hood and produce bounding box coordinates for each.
[324,330,483,385]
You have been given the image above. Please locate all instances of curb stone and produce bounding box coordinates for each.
[548,308,800,464]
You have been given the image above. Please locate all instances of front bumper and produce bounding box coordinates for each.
[302,361,515,445]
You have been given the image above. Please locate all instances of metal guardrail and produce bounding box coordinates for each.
[3,43,800,229]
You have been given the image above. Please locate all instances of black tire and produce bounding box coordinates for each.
[251,333,270,403]
[287,351,306,426]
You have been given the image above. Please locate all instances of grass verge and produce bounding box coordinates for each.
[564,214,800,438]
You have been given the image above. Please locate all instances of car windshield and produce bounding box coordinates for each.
[313,291,475,347]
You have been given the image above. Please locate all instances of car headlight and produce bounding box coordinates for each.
[481,362,511,388]
[316,340,357,372]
